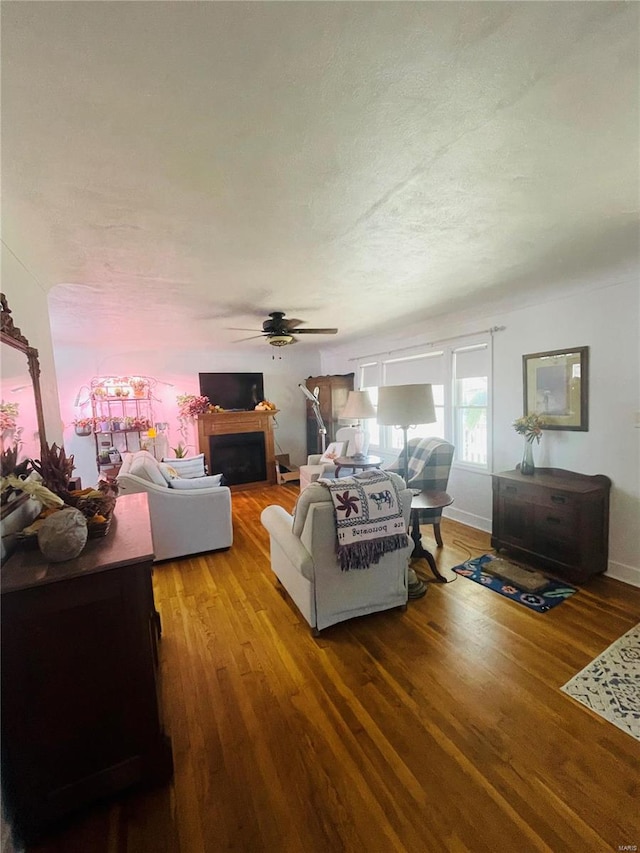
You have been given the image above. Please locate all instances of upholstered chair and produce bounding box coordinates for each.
[384,437,454,546]
[298,426,369,491]
[261,471,412,634]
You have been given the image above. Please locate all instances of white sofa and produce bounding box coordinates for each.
[116,450,233,561]
[261,471,412,633]
[298,427,369,491]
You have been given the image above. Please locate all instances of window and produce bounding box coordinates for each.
[359,362,381,446]
[382,352,445,450]
[452,345,489,466]
[356,337,491,469]
[361,385,380,446]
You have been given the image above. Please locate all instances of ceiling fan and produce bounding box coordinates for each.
[232,312,339,347]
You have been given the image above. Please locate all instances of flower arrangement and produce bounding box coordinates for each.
[73,417,93,428]
[0,401,19,433]
[73,417,95,434]
[177,394,211,419]
[513,412,545,444]
[1,401,23,451]
[176,393,210,444]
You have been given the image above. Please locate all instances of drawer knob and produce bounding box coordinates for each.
[551,495,566,504]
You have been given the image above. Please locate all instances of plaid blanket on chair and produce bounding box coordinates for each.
[319,470,408,571]
[385,437,454,490]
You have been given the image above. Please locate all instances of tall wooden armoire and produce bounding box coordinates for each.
[305,373,354,455]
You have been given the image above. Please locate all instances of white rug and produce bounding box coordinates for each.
[561,623,640,741]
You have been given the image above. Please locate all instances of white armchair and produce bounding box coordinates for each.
[116,451,233,561]
[299,427,369,491]
[261,471,412,634]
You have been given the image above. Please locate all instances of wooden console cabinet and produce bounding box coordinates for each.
[491,467,611,584]
[1,493,173,846]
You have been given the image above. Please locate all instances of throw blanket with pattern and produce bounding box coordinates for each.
[319,470,408,570]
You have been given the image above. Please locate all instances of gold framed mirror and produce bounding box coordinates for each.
[1,293,48,516]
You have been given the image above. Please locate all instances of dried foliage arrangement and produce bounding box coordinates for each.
[30,442,75,502]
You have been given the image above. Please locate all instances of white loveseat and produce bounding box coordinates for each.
[261,471,412,633]
[116,450,233,560]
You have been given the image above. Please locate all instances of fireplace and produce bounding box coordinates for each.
[197,409,278,490]
[210,432,267,486]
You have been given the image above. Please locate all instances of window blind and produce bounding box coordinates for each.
[453,344,489,379]
[382,352,445,386]
[360,362,380,388]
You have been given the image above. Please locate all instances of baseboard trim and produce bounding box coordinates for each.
[443,510,640,589]
[605,561,640,588]
[443,506,492,534]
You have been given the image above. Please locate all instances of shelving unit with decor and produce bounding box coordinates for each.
[90,376,155,477]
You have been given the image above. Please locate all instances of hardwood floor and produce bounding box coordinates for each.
[29,484,640,853]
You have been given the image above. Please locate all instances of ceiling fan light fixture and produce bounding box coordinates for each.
[268,334,294,347]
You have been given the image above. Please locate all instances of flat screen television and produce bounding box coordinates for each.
[199,372,264,411]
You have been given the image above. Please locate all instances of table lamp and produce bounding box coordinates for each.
[340,390,376,460]
[376,384,436,483]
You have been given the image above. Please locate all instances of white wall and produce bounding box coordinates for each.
[54,342,322,488]
[1,252,62,446]
[321,278,640,586]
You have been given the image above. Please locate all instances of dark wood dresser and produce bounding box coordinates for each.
[1,493,173,846]
[491,467,611,584]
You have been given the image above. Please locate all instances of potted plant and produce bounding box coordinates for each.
[129,377,148,398]
[171,442,189,459]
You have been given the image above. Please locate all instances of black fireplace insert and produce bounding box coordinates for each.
[209,431,267,485]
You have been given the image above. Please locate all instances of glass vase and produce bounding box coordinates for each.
[520,440,535,475]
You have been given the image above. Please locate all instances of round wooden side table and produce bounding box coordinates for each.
[333,455,383,477]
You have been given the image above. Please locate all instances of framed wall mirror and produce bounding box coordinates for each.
[523,346,589,431]
[1,293,48,515]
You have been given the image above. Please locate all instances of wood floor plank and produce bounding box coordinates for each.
[24,484,640,852]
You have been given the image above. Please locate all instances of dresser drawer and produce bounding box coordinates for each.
[533,504,578,540]
[497,480,578,511]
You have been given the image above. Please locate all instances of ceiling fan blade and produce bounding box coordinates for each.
[232,334,266,343]
[227,327,265,332]
[283,318,304,330]
[292,328,339,335]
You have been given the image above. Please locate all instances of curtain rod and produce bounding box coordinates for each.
[348,325,506,363]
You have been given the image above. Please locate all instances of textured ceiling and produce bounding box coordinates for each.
[2,2,638,350]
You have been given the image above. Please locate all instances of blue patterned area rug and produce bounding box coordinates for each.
[453,554,577,613]
[561,624,640,741]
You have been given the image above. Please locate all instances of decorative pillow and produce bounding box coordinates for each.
[162,453,206,479]
[169,474,223,490]
[130,455,168,487]
[319,442,344,464]
[158,462,179,483]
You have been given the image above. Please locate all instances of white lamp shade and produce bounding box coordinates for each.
[341,390,376,421]
[377,384,436,427]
